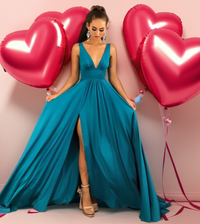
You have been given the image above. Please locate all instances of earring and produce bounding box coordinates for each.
[102,33,106,42]
[86,29,90,41]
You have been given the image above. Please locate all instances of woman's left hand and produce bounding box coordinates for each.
[126,98,136,110]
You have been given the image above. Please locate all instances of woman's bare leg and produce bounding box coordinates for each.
[76,117,97,207]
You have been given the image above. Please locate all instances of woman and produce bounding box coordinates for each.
[0,5,170,222]
[46,5,137,218]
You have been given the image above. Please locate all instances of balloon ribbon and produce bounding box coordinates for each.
[160,106,200,221]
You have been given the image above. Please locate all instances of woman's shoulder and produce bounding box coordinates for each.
[109,43,117,56]
[109,43,116,48]
[72,42,80,48]
[71,43,80,56]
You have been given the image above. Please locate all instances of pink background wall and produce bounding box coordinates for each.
[1,0,200,201]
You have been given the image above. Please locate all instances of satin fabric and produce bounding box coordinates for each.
[0,42,170,222]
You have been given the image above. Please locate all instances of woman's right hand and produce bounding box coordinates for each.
[46,94,58,102]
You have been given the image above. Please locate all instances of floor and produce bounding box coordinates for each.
[1,202,200,224]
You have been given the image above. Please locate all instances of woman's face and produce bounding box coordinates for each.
[86,18,107,41]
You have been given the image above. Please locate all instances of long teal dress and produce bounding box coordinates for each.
[0,42,170,222]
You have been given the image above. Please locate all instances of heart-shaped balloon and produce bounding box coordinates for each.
[123,4,183,87]
[0,17,66,88]
[35,7,89,65]
[141,29,200,107]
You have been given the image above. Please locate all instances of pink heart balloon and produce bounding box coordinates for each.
[141,29,200,107]
[123,4,183,87]
[35,7,90,65]
[0,17,66,88]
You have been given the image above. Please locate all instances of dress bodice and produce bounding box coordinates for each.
[78,42,110,81]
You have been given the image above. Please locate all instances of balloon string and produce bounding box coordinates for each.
[160,105,200,221]
[28,208,39,213]
[0,214,6,218]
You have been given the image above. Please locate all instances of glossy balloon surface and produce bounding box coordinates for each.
[141,29,200,107]
[35,7,89,64]
[0,17,66,88]
[123,4,183,86]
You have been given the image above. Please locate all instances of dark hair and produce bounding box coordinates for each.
[78,5,109,43]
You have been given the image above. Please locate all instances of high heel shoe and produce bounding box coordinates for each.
[77,187,98,212]
[77,184,95,217]
[92,203,99,212]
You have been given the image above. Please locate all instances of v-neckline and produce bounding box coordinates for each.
[81,42,108,69]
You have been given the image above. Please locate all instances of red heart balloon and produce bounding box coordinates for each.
[123,4,183,87]
[0,17,66,88]
[141,29,200,107]
[35,7,90,65]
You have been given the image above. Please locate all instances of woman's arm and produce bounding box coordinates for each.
[108,44,136,110]
[46,43,80,101]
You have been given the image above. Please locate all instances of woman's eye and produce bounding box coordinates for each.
[92,28,104,32]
